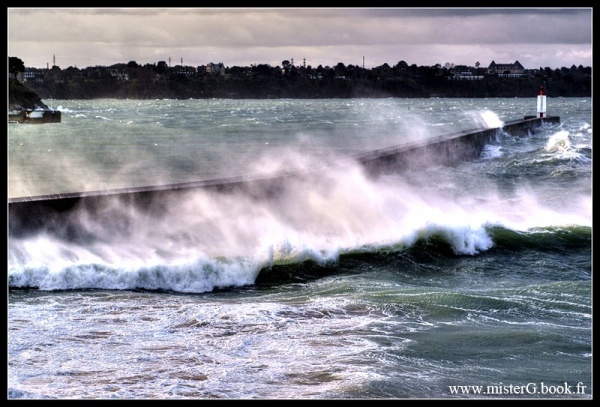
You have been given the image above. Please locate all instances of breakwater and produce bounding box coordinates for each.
[8,115,559,239]
[355,115,558,175]
[9,109,62,124]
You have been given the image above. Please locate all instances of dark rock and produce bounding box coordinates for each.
[9,78,49,110]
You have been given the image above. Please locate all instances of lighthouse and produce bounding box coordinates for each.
[537,85,546,118]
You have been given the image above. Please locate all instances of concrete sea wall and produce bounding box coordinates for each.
[8,116,559,239]
[356,116,559,176]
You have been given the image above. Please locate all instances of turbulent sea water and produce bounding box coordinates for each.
[7,97,592,399]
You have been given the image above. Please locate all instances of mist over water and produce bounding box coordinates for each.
[8,99,522,197]
[8,98,591,399]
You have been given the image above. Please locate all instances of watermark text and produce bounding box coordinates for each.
[448,382,588,396]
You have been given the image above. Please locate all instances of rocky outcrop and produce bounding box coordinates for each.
[9,78,60,123]
[9,78,49,110]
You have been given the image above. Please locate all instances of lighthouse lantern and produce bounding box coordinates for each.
[537,85,546,118]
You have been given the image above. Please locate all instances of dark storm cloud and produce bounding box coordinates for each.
[8,7,592,69]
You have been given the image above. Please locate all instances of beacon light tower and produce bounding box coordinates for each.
[537,85,547,118]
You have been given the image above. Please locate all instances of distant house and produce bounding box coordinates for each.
[108,68,129,81]
[206,62,225,77]
[173,65,196,76]
[447,65,484,80]
[487,60,525,77]
[23,68,44,83]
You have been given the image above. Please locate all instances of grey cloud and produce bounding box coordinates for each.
[8,7,591,70]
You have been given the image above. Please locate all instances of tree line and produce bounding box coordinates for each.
[9,57,591,100]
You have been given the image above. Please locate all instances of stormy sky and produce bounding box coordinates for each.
[7,7,592,70]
